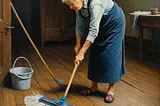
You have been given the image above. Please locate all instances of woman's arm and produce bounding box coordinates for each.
[75,4,105,65]
[74,34,81,54]
[74,12,85,55]
[80,40,92,54]
[75,40,92,65]
[86,4,105,43]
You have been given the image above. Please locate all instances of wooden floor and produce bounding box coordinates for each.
[0,40,160,106]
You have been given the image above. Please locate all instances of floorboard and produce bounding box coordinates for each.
[0,40,159,106]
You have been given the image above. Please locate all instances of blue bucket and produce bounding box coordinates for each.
[9,56,33,90]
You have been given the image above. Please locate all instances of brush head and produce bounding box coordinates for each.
[38,96,72,106]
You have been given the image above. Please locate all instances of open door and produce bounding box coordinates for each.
[0,0,11,74]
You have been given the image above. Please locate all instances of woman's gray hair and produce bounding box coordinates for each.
[61,0,76,4]
[61,0,66,3]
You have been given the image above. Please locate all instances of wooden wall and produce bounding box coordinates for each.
[11,0,160,44]
[11,0,41,45]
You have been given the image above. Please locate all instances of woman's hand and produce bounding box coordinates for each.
[75,51,84,65]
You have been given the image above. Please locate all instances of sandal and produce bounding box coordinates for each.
[104,94,114,103]
[79,88,99,96]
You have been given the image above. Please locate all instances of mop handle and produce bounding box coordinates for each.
[10,2,61,85]
[64,64,78,97]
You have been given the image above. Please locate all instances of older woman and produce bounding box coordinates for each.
[62,0,126,103]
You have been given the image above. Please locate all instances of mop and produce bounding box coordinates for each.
[10,2,62,85]
[24,64,78,106]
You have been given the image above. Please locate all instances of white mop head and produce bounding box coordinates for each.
[24,92,49,106]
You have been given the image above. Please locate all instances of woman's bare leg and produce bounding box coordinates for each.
[91,81,98,92]
[107,83,114,94]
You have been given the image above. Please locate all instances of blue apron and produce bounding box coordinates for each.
[87,3,126,83]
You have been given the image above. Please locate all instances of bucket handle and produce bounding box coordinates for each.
[12,56,33,79]
[12,56,33,69]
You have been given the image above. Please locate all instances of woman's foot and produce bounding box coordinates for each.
[80,81,99,96]
[79,87,99,96]
[104,93,114,103]
[104,83,115,103]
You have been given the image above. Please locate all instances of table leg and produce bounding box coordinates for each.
[152,28,155,59]
[139,27,144,58]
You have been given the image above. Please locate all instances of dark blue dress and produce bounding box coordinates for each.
[88,3,126,83]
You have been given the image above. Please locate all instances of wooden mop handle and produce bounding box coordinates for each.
[10,2,57,80]
[64,64,78,96]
